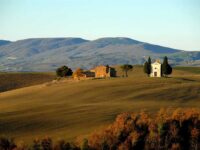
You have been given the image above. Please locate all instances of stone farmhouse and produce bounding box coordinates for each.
[73,70,95,79]
[74,65,116,79]
[150,60,162,77]
[81,71,96,78]
[92,65,116,78]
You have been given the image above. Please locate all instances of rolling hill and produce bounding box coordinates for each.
[0,66,200,143]
[0,37,200,71]
[0,72,55,93]
[0,40,11,46]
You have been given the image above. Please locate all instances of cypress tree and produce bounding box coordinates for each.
[148,57,151,66]
[144,62,149,76]
[162,56,172,77]
[148,57,152,76]
[144,57,151,77]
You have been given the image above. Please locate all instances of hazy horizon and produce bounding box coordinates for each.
[1,0,200,51]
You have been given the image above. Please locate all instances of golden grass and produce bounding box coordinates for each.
[0,72,55,92]
[0,66,200,143]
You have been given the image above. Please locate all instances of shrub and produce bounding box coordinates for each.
[56,66,73,77]
[0,136,16,150]
[54,140,72,150]
[41,137,53,150]
[87,108,200,150]
[32,138,41,150]
[81,139,89,150]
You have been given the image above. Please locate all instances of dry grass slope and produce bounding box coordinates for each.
[0,66,200,143]
[0,72,55,92]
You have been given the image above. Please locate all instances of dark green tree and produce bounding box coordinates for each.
[144,57,151,76]
[148,57,151,66]
[56,66,73,77]
[162,56,172,77]
[120,64,133,77]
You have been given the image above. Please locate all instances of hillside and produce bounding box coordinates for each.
[0,72,55,93]
[0,66,200,143]
[0,37,200,71]
[0,40,11,46]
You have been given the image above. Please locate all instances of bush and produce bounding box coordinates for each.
[32,138,41,150]
[41,137,53,150]
[87,108,200,150]
[54,140,71,150]
[0,136,16,150]
[81,139,89,150]
[56,66,73,77]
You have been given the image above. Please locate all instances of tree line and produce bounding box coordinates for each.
[0,108,199,150]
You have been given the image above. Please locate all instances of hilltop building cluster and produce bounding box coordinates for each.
[56,56,172,79]
[73,65,117,80]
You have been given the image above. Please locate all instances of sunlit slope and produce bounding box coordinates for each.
[0,66,200,142]
[0,72,55,92]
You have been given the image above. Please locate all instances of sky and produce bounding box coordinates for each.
[0,0,200,50]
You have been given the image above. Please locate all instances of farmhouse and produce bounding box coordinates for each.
[73,65,116,79]
[150,60,162,77]
[73,70,95,79]
[92,65,116,78]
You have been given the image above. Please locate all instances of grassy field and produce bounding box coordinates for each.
[0,72,56,92]
[0,66,200,143]
[174,66,200,74]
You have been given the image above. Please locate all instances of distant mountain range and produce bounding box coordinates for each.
[0,40,11,46]
[0,37,199,71]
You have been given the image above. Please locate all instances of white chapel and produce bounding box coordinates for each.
[150,60,162,77]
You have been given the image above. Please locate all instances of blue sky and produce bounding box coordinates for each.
[0,0,200,50]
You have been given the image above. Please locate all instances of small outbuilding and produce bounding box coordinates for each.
[150,60,162,77]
